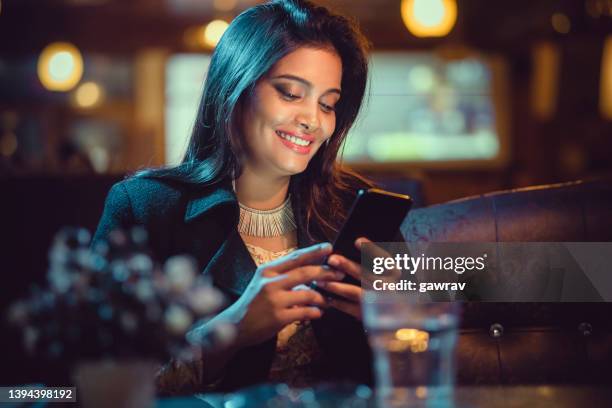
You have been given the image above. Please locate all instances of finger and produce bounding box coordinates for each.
[270,265,345,290]
[316,281,362,303]
[327,254,362,281]
[329,298,362,320]
[355,236,370,248]
[355,237,393,259]
[279,306,323,323]
[262,243,332,276]
[355,237,401,280]
[279,289,326,308]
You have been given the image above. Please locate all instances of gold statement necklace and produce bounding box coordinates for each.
[233,180,297,237]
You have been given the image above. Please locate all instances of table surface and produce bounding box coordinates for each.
[156,385,612,408]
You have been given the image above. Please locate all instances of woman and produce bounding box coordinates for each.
[94,0,374,393]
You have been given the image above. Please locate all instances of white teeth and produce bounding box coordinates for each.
[276,131,311,147]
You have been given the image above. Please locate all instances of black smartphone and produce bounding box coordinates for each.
[312,188,413,298]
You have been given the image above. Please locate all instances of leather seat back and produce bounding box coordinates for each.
[401,179,612,384]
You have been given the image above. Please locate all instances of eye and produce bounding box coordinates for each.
[275,85,300,101]
[319,102,335,113]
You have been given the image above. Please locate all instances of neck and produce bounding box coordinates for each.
[235,166,290,210]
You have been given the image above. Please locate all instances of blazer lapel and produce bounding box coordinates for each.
[184,179,236,223]
[203,228,257,297]
[182,179,257,297]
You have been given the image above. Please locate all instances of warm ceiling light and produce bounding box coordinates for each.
[74,81,104,109]
[401,0,457,38]
[37,42,84,92]
[203,20,229,48]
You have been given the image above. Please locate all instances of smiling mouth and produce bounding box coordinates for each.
[275,130,312,147]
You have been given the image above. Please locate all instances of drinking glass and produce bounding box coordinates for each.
[363,293,460,407]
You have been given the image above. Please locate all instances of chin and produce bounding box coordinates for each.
[270,151,315,176]
[277,161,308,176]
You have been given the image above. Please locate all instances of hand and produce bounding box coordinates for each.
[186,242,343,383]
[225,242,344,348]
[316,237,371,320]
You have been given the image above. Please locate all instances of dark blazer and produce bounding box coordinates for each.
[93,176,373,391]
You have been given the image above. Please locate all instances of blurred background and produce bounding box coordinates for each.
[1,0,612,383]
[1,0,612,199]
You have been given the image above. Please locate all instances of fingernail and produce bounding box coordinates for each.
[327,255,339,266]
[334,272,345,280]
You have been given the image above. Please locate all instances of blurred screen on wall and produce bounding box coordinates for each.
[165,52,508,167]
[345,52,507,167]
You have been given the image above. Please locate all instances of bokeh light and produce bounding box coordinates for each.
[401,0,457,38]
[415,386,428,399]
[73,82,105,109]
[531,42,560,120]
[392,328,429,353]
[551,13,571,34]
[37,42,84,92]
[601,35,612,120]
[203,20,229,48]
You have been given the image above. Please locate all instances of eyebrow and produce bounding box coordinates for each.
[270,74,341,96]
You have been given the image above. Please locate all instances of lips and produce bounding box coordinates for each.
[275,130,314,154]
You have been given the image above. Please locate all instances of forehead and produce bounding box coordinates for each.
[268,47,342,89]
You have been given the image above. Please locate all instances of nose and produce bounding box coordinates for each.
[295,102,320,133]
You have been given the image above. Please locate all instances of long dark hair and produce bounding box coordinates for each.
[140,0,372,242]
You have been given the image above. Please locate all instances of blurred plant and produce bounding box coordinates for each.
[8,227,233,365]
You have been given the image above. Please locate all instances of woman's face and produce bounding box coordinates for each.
[241,47,342,178]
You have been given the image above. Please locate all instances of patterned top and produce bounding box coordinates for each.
[244,243,322,388]
[244,243,297,267]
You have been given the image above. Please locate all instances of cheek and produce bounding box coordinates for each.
[243,97,282,144]
[254,103,291,137]
[322,115,337,140]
